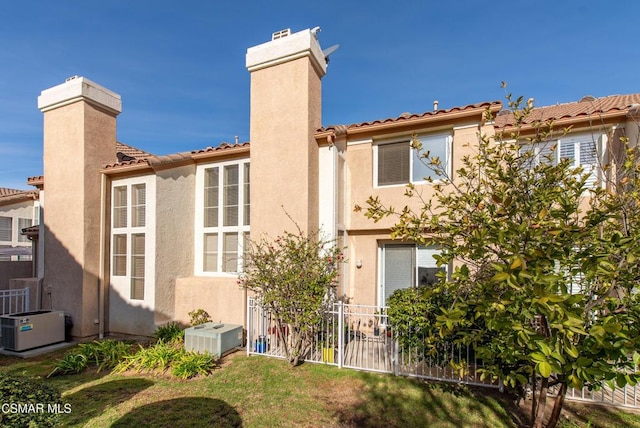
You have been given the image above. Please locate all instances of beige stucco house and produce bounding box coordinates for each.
[9,27,640,338]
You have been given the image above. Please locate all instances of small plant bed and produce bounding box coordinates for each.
[115,338,217,380]
[48,339,135,377]
[48,337,216,380]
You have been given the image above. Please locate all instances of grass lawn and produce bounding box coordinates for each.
[1,347,640,427]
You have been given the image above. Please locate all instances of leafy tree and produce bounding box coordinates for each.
[359,90,640,428]
[240,227,344,366]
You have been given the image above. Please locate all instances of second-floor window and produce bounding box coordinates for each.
[521,135,600,187]
[196,160,250,274]
[376,133,451,186]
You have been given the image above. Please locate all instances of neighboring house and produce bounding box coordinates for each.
[8,27,640,338]
[0,188,38,261]
[0,188,39,292]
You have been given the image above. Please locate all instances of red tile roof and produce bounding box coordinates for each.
[0,188,38,204]
[495,94,640,128]
[0,188,24,197]
[191,142,250,155]
[116,142,153,159]
[318,101,502,134]
[102,141,250,172]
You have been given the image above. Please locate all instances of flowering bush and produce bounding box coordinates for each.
[240,228,345,366]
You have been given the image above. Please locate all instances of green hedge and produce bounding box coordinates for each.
[0,372,63,427]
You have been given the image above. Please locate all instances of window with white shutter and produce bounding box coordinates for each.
[196,159,250,274]
[0,216,12,242]
[521,134,601,188]
[376,133,451,186]
[111,180,150,300]
[379,244,446,306]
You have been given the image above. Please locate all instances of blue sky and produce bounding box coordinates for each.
[1,1,638,190]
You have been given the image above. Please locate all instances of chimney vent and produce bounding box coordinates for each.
[234,135,239,145]
[433,100,439,111]
[272,28,291,40]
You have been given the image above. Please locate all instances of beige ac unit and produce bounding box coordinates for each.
[184,323,243,358]
[0,310,65,351]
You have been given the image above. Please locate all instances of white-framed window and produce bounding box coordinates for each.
[521,134,601,187]
[375,133,451,186]
[110,177,153,300]
[195,159,250,275]
[0,216,12,242]
[378,244,446,306]
[0,215,33,261]
[17,218,32,243]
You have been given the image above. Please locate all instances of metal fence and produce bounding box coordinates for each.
[0,288,30,316]
[246,298,497,388]
[247,297,640,410]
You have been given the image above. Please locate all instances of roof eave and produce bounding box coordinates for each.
[344,103,502,137]
[498,110,631,135]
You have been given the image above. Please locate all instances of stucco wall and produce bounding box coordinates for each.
[9,277,46,312]
[154,165,196,326]
[174,276,246,327]
[341,122,493,306]
[0,262,33,290]
[250,57,322,239]
[43,100,117,338]
[348,123,486,231]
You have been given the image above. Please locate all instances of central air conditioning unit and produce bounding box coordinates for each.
[184,323,243,358]
[1,310,65,351]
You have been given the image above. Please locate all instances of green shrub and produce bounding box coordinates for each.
[48,339,133,378]
[115,341,181,374]
[171,351,216,379]
[188,309,212,326]
[0,372,62,427]
[115,340,216,379]
[154,322,184,343]
[48,352,89,377]
[80,339,134,372]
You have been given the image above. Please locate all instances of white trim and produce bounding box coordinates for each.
[246,28,327,75]
[195,159,250,277]
[452,123,480,130]
[347,138,374,147]
[318,145,337,239]
[373,132,452,188]
[38,76,122,114]
[110,174,156,310]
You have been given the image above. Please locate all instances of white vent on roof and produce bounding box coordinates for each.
[272,28,291,40]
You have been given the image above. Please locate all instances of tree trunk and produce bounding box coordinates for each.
[533,377,549,428]
[546,382,567,428]
[530,374,537,426]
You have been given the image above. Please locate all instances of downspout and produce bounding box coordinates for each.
[98,172,107,339]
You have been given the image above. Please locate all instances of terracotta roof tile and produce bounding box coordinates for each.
[0,188,24,197]
[0,188,38,203]
[319,101,501,133]
[27,176,44,186]
[191,142,250,155]
[495,94,640,128]
[102,141,250,172]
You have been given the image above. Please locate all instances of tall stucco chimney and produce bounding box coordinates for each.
[246,28,327,239]
[38,76,121,338]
